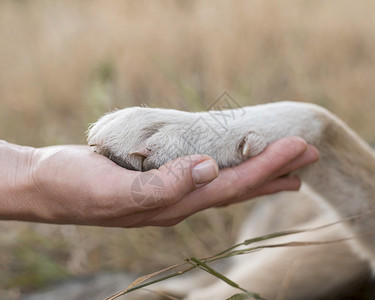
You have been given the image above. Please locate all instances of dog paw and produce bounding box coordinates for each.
[87,107,268,171]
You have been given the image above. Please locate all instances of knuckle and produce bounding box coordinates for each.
[161,184,181,205]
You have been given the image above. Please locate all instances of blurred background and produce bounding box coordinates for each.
[1,0,374,298]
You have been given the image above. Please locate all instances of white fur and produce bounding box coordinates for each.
[87,101,375,298]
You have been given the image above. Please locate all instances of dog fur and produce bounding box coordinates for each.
[87,101,375,299]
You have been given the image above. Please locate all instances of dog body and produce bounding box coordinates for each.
[87,102,375,299]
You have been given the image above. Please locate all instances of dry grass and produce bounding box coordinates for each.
[0,0,375,297]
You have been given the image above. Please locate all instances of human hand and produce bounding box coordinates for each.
[0,137,318,227]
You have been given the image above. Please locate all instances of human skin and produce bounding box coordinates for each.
[0,137,319,227]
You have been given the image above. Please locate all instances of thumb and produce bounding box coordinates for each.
[156,155,219,206]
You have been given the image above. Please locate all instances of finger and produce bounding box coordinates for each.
[209,136,308,202]
[216,176,302,207]
[197,136,308,202]
[143,176,302,226]
[147,137,309,219]
[272,145,319,178]
[216,144,318,207]
[143,155,219,208]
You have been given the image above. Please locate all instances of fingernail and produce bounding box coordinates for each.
[192,160,219,186]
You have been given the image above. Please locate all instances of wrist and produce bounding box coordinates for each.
[0,140,40,221]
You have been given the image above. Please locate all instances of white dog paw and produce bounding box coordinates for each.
[87,107,269,171]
